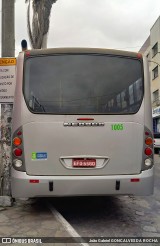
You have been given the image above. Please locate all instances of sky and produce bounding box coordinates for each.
[2,0,160,55]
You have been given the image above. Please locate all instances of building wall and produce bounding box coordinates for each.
[150,16,160,106]
[140,16,160,133]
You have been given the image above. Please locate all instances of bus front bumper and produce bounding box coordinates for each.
[11,167,154,198]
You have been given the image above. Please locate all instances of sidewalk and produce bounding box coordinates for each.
[0,199,80,245]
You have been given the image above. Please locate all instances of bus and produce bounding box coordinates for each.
[11,48,154,198]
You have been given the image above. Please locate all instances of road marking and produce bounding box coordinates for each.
[47,202,89,246]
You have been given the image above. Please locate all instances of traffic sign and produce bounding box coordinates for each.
[0,58,16,103]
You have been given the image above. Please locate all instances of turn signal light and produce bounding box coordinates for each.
[145,148,152,156]
[13,148,22,157]
[145,137,153,145]
[13,137,22,146]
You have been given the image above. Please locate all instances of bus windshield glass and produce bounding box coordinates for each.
[24,54,143,114]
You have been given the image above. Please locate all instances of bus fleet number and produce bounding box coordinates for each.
[111,124,124,131]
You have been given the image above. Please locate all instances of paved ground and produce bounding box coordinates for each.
[0,199,80,246]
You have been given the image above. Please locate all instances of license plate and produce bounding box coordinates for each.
[72,159,96,167]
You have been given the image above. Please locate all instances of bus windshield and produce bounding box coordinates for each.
[24,54,143,114]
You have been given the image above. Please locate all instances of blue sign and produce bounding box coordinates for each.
[36,152,47,159]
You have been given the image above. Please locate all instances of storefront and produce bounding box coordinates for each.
[152,106,160,133]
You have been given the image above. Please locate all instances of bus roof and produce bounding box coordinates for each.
[21,47,142,58]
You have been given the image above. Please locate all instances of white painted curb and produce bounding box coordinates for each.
[47,202,90,246]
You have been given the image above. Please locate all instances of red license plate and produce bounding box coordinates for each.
[72,159,96,167]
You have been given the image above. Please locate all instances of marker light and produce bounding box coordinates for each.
[137,53,142,59]
[13,137,22,146]
[29,180,39,183]
[145,158,152,167]
[17,131,22,136]
[77,118,94,121]
[145,148,152,156]
[13,159,22,168]
[130,178,140,182]
[145,137,153,145]
[25,51,30,57]
[13,148,22,157]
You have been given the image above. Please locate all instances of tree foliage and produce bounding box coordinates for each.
[25,0,57,49]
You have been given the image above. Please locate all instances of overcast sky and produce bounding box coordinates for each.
[2,0,160,55]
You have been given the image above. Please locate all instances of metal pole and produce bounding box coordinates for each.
[0,0,15,204]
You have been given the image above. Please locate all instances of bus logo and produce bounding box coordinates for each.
[63,122,105,127]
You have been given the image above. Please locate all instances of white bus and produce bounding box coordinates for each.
[11,48,154,198]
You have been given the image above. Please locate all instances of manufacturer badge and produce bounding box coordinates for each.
[63,122,105,127]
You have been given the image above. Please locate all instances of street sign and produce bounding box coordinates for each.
[0,58,16,103]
